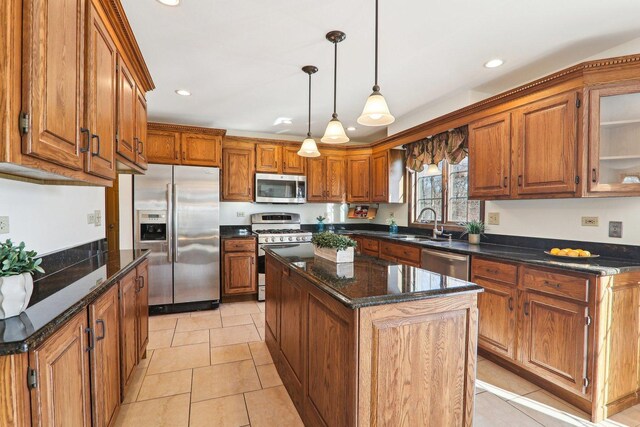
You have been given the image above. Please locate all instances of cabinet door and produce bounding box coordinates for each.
[265,256,281,342]
[306,157,326,201]
[136,260,149,360]
[279,271,305,390]
[256,144,281,173]
[282,146,305,175]
[475,277,517,359]
[588,83,640,195]
[181,133,221,167]
[134,89,148,169]
[22,0,85,170]
[520,291,589,396]
[513,92,578,195]
[222,147,255,201]
[84,1,117,180]
[116,57,137,162]
[223,252,257,295]
[119,270,138,389]
[146,130,180,164]
[468,113,511,198]
[371,151,389,202]
[88,285,120,427]
[326,156,346,202]
[347,156,371,202]
[30,311,91,427]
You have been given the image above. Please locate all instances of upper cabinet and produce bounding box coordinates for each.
[0,0,154,186]
[282,145,306,175]
[468,113,512,198]
[146,123,225,167]
[135,89,148,169]
[347,155,371,202]
[256,142,306,175]
[222,140,255,201]
[307,153,346,203]
[371,151,389,202]
[588,82,640,195]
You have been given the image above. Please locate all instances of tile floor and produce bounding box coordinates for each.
[115,301,640,427]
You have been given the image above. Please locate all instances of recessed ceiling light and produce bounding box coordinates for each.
[346,126,356,131]
[157,0,180,6]
[175,89,191,96]
[273,117,293,126]
[484,59,504,68]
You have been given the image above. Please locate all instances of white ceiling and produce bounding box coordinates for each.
[122,0,640,142]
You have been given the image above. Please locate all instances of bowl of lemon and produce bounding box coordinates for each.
[545,247,599,260]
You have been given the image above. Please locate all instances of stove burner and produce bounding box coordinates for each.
[253,229,308,235]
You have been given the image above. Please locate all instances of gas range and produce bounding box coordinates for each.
[250,213,312,245]
[253,229,312,244]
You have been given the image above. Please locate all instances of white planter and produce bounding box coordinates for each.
[0,273,34,319]
[313,246,355,264]
[468,234,481,245]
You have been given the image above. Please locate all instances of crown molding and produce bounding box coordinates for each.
[148,121,226,136]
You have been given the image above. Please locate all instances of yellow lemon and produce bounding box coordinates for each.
[567,250,580,257]
[563,248,573,252]
[557,249,568,256]
[550,248,561,255]
[579,250,592,257]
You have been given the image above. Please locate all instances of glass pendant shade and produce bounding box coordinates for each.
[425,163,442,177]
[357,89,395,126]
[321,116,349,144]
[298,136,321,157]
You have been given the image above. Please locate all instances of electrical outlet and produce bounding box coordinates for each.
[87,213,95,225]
[94,210,102,227]
[581,216,599,227]
[236,212,245,218]
[0,216,9,234]
[609,221,623,238]
[487,212,500,225]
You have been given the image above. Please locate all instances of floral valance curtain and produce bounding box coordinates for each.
[404,126,468,172]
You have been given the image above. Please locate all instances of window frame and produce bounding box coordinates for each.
[407,160,484,232]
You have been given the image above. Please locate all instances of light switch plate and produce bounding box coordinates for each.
[87,213,95,225]
[581,216,599,227]
[236,212,245,217]
[94,210,102,227]
[487,212,500,225]
[609,221,623,238]
[0,216,9,234]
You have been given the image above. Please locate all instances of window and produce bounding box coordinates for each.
[410,157,481,227]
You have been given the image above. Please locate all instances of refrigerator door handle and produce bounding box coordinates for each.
[167,184,173,263]
[173,184,179,262]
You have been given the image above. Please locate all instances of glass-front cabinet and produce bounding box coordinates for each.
[589,83,640,194]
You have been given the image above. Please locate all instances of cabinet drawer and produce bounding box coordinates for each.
[522,267,589,302]
[381,242,421,266]
[223,239,256,253]
[361,238,380,256]
[472,258,518,285]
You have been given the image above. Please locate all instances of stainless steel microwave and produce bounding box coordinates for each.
[255,173,306,203]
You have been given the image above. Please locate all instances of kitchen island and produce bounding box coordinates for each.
[264,244,483,427]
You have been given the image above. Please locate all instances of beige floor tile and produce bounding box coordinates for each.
[257,326,266,341]
[256,364,282,389]
[244,386,304,427]
[222,314,254,328]
[210,343,253,365]
[190,394,250,427]
[507,390,589,426]
[474,392,541,427]
[191,309,221,318]
[147,343,210,375]
[148,316,177,331]
[175,313,222,332]
[147,329,174,350]
[210,324,260,347]
[248,341,273,366]
[477,360,540,399]
[171,330,209,347]
[114,393,190,427]
[251,312,265,329]
[122,365,147,404]
[137,369,192,401]
[606,404,640,427]
[257,301,265,312]
[138,350,153,368]
[220,301,262,316]
[192,360,261,402]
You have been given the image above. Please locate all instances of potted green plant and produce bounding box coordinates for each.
[311,232,356,263]
[0,240,44,319]
[462,220,485,245]
[316,215,326,232]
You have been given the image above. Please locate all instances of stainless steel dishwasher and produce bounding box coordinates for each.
[420,248,470,281]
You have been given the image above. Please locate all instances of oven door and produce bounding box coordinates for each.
[255,173,306,203]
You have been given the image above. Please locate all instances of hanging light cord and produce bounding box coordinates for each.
[332,41,338,118]
[307,72,312,137]
[374,0,379,91]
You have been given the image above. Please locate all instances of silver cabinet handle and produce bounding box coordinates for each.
[167,184,173,263]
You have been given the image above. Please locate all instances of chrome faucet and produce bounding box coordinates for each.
[417,207,444,238]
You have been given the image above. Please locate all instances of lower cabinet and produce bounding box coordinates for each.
[222,238,257,297]
[137,260,149,360]
[120,268,139,389]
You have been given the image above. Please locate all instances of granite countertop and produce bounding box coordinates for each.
[220,229,255,239]
[265,244,483,309]
[339,230,640,276]
[0,249,149,355]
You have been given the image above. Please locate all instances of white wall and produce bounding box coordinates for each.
[119,175,134,249]
[0,178,105,255]
[220,201,370,226]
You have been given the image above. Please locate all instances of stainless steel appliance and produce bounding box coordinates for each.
[420,248,470,281]
[134,164,220,311]
[255,173,306,203]
[252,213,312,301]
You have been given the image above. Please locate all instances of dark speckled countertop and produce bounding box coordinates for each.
[0,249,149,355]
[339,230,640,276]
[265,244,483,309]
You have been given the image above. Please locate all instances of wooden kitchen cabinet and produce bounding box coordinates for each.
[278,270,305,407]
[222,144,255,201]
[256,143,305,174]
[379,240,421,267]
[29,310,92,427]
[88,285,121,427]
[265,256,281,342]
[282,145,306,174]
[134,88,148,169]
[119,269,138,390]
[180,133,221,167]
[147,123,224,167]
[136,260,149,360]
[222,238,257,296]
[371,151,389,202]
[307,154,346,202]
[116,57,138,164]
[347,155,371,202]
[468,113,512,198]
[146,130,180,164]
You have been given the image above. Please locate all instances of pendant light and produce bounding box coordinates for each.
[321,31,349,144]
[298,66,321,158]
[424,163,442,177]
[357,0,395,126]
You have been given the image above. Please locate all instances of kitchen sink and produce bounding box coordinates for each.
[394,235,449,243]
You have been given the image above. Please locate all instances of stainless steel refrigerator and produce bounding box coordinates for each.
[134,164,220,310]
